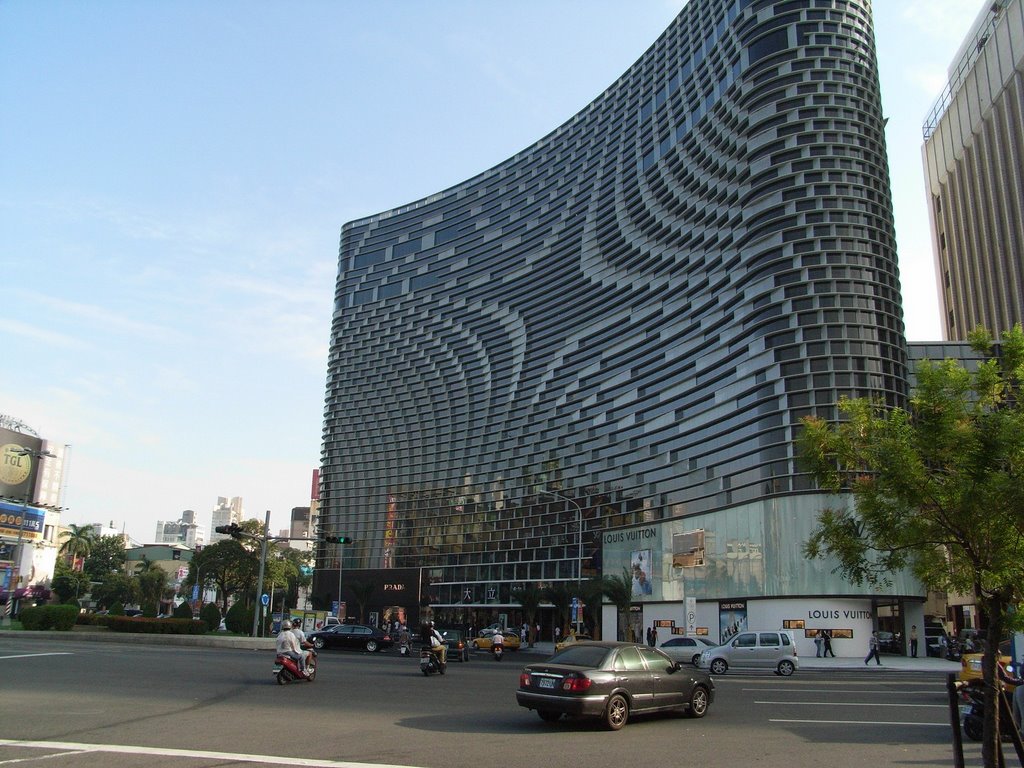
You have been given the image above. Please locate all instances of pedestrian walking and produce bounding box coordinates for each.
[822,629,835,658]
[864,630,882,665]
[554,625,561,644]
[534,622,540,647]
[814,630,823,657]
[910,624,918,658]
[651,625,658,647]
[645,627,652,646]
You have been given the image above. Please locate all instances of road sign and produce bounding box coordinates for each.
[260,593,269,607]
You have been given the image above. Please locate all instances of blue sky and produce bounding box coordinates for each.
[0,1,988,542]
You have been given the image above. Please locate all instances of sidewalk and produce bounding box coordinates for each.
[800,653,962,672]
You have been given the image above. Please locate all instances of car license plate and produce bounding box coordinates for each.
[539,678,556,689]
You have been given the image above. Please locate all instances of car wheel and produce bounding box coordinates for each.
[538,710,562,722]
[471,641,480,650]
[691,653,700,666]
[313,637,325,650]
[777,660,795,676]
[603,693,629,730]
[710,658,728,675]
[686,685,710,718]
[365,640,378,652]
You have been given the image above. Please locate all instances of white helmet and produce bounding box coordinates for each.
[282,620,292,630]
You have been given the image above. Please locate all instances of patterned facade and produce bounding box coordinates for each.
[923,0,1024,340]
[317,0,908,612]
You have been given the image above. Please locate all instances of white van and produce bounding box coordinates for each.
[697,630,799,676]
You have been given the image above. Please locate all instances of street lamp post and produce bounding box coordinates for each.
[544,489,585,633]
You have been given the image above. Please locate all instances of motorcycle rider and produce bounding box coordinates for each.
[997,657,1024,732]
[492,627,504,657]
[427,621,447,666]
[276,620,308,676]
[291,617,314,670]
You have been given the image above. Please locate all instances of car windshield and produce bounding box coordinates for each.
[549,645,609,667]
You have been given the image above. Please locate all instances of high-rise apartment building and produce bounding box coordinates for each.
[154,510,206,549]
[209,496,243,542]
[923,0,1024,340]
[318,0,918,652]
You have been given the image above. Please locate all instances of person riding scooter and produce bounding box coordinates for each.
[427,621,447,666]
[276,620,308,676]
[291,617,315,670]
[492,628,504,659]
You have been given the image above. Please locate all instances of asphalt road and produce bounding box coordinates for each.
[0,637,983,768]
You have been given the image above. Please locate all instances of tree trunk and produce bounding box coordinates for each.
[980,593,1008,768]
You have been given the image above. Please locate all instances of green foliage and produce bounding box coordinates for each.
[200,602,221,632]
[798,324,1024,767]
[225,601,252,634]
[172,600,193,619]
[542,582,571,634]
[348,580,375,622]
[91,574,139,610]
[191,539,260,613]
[104,616,206,635]
[107,602,125,616]
[58,524,96,565]
[18,605,79,631]
[83,535,127,581]
[50,572,87,604]
[601,569,633,641]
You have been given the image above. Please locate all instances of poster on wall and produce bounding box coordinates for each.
[719,600,747,643]
[630,549,653,596]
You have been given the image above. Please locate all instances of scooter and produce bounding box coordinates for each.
[273,650,316,685]
[420,647,446,676]
[492,644,504,661]
[958,679,1017,741]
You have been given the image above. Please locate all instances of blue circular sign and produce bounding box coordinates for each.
[260,593,269,606]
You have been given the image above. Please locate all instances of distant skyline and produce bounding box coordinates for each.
[0,1,988,542]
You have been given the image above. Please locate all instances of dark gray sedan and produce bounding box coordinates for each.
[516,641,714,730]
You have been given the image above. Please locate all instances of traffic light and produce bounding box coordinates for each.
[215,523,244,539]
[324,535,352,544]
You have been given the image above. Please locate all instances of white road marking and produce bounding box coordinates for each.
[0,740,423,768]
[770,718,948,726]
[757,700,947,707]
[0,654,73,660]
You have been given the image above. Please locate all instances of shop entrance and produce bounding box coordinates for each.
[874,598,903,654]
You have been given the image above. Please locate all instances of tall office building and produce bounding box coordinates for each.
[209,496,243,542]
[154,510,206,549]
[319,0,917,650]
[923,0,1024,340]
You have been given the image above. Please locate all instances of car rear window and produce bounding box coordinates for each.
[550,646,609,667]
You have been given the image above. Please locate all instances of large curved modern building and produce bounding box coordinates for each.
[317,0,921,653]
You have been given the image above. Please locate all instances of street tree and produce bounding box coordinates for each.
[58,524,96,570]
[348,580,375,623]
[798,324,1024,768]
[91,573,139,611]
[601,569,633,641]
[83,536,126,582]
[542,582,571,637]
[191,539,256,614]
[511,583,543,645]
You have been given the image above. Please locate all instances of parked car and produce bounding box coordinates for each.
[555,633,592,652]
[658,636,718,666]
[697,630,799,676]
[307,623,393,652]
[124,609,144,618]
[517,641,714,730]
[472,630,521,651]
[439,628,470,662]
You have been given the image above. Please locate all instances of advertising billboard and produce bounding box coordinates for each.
[0,428,43,504]
[0,501,45,542]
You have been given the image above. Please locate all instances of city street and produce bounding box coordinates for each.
[0,637,982,768]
